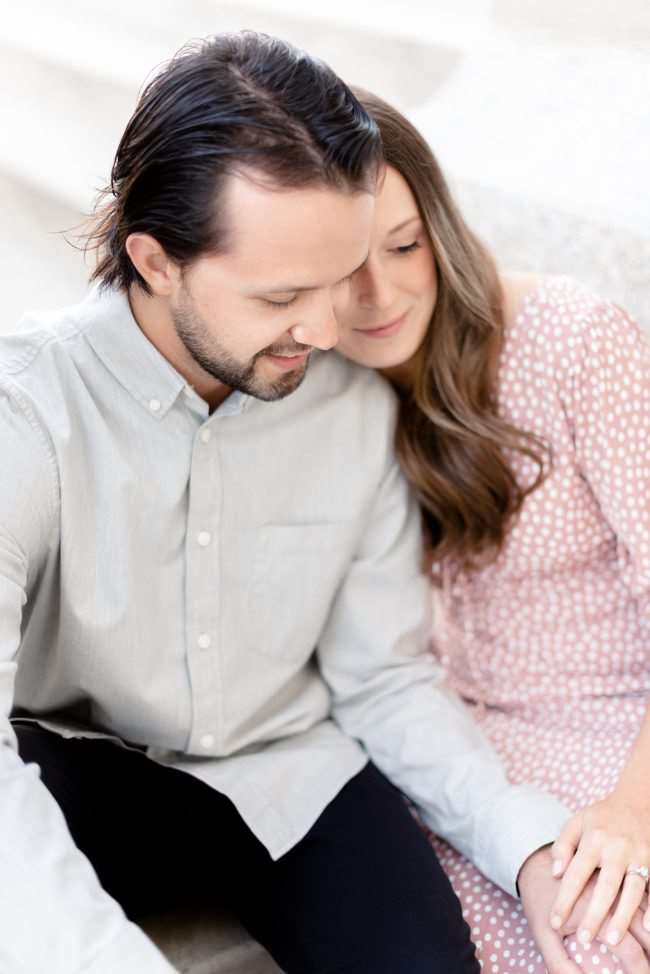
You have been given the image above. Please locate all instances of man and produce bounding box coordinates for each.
[0,30,580,974]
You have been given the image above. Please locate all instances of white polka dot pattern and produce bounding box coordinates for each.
[429,277,650,973]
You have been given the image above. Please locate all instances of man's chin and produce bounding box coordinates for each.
[250,358,310,402]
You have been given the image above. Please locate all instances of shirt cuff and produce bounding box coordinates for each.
[82,921,178,974]
[477,785,571,898]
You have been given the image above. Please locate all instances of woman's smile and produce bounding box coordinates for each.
[353,310,410,339]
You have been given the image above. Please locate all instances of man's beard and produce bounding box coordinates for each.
[172,294,312,402]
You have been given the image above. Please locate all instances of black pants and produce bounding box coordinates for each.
[15,722,479,974]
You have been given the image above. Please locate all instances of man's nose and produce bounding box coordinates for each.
[290,295,339,351]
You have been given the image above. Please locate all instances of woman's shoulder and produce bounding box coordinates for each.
[498,272,641,370]
[501,272,603,328]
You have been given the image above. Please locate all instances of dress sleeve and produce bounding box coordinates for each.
[563,297,650,599]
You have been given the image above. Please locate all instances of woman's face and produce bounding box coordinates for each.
[334,165,437,370]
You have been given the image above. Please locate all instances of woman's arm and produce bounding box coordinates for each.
[546,294,650,948]
[551,711,650,947]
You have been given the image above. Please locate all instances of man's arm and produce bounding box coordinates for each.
[0,384,176,974]
[316,442,569,898]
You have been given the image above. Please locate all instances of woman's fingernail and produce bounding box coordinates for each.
[552,859,562,877]
[607,929,620,946]
[578,928,592,946]
[550,914,562,930]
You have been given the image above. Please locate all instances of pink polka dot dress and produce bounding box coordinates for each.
[429,277,650,973]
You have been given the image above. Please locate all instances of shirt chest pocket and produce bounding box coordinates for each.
[247,522,353,662]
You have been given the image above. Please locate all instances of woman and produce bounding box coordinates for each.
[333,88,650,974]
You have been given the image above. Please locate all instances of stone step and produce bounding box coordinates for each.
[412,40,650,239]
[0,42,135,213]
[3,0,648,234]
[142,907,283,974]
[0,170,88,329]
[494,0,650,48]
[0,0,459,213]
[455,178,650,327]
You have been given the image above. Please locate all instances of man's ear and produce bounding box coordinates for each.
[125,234,180,296]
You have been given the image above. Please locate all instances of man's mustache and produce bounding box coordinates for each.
[258,342,312,358]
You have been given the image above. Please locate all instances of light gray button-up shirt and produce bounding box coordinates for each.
[0,287,569,973]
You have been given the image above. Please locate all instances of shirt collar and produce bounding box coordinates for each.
[82,286,187,420]
[81,286,256,422]
[215,389,252,417]
[182,383,253,421]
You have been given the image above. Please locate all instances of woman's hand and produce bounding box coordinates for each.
[519,846,650,974]
[550,792,650,948]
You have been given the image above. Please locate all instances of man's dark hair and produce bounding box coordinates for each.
[85,31,383,293]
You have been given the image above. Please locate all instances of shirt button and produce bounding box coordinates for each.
[149,398,161,413]
[200,734,215,750]
[197,633,211,649]
[200,428,211,444]
[197,531,211,547]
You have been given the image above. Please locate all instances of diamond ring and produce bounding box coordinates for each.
[626,865,650,885]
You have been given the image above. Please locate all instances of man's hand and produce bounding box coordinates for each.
[518,845,650,974]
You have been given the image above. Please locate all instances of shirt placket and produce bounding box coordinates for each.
[185,419,223,754]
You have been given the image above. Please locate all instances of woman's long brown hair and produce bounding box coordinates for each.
[353,88,549,572]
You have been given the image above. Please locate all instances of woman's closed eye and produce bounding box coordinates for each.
[393,241,421,256]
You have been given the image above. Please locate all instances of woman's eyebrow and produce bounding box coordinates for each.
[387,215,421,235]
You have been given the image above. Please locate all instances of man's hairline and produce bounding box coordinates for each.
[125,161,379,295]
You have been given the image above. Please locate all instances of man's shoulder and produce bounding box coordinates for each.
[0,296,89,383]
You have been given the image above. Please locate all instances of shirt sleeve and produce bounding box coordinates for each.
[563,298,650,599]
[0,382,177,973]
[316,396,569,898]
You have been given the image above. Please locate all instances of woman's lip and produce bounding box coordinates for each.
[354,312,408,338]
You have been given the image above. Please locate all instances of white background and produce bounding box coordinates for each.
[1,0,649,328]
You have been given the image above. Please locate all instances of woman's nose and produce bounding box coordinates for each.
[353,259,395,311]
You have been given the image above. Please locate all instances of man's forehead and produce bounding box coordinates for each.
[220,170,375,286]
[223,170,373,238]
